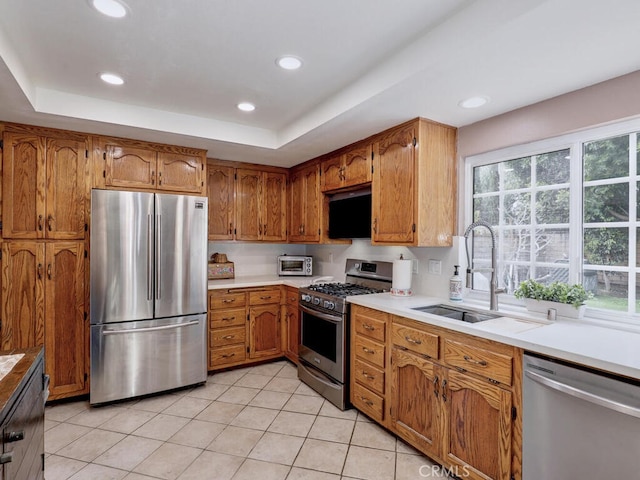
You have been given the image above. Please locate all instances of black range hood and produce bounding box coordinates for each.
[328,188,372,239]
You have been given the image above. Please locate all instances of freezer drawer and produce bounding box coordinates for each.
[90,315,206,404]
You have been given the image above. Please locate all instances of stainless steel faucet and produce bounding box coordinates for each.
[463,220,505,311]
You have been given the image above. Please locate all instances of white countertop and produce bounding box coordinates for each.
[208,275,334,290]
[348,293,640,380]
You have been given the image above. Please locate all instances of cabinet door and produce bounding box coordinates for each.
[235,169,262,240]
[45,137,87,239]
[44,242,86,399]
[442,369,512,480]
[2,133,45,239]
[248,304,281,358]
[262,172,287,242]
[157,152,204,193]
[390,348,442,459]
[372,124,416,244]
[343,143,372,188]
[1,242,45,350]
[301,165,320,242]
[288,169,305,241]
[321,154,344,192]
[105,142,158,189]
[207,165,235,240]
[284,302,299,359]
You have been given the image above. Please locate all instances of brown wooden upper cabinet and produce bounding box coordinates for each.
[97,137,206,194]
[207,163,235,241]
[289,162,320,243]
[235,168,287,242]
[371,118,456,247]
[321,142,372,192]
[2,131,88,240]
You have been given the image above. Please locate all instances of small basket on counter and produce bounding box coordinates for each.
[208,253,235,279]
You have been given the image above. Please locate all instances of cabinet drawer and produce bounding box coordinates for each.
[354,358,385,395]
[354,314,386,343]
[391,323,439,359]
[249,288,282,305]
[443,339,513,385]
[210,326,246,347]
[210,344,246,366]
[352,382,384,422]
[354,335,385,368]
[209,308,246,328]
[209,292,246,309]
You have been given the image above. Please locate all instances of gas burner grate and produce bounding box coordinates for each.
[306,282,384,298]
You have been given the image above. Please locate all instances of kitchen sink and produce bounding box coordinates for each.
[411,304,500,323]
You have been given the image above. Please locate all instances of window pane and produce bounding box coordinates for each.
[536,189,570,224]
[502,228,531,262]
[473,196,499,224]
[584,183,629,223]
[583,135,629,181]
[533,265,569,285]
[503,157,530,190]
[534,228,570,263]
[474,164,499,194]
[503,192,530,225]
[500,264,530,294]
[584,227,629,266]
[536,149,570,185]
[586,270,628,311]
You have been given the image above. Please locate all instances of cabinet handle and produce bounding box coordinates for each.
[260,295,272,300]
[47,214,54,231]
[221,353,235,358]
[441,379,448,402]
[229,222,233,234]
[0,453,12,464]
[38,215,43,231]
[362,347,375,355]
[463,355,488,367]
[222,299,236,304]
[158,171,162,186]
[372,218,378,233]
[405,336,422,345]
[362,371,375,380]
[259,224,262,235]
[37,263,43,279]
[360,396,374,407]
[263,223,267,234]
[47,263,52,279]
[151,171,156,185]
[221,316,235,321]
[362,323,375,331]
[5,430,24,443]
[222,335,235,340]
[298,224,303,234]
[433,376,439,398]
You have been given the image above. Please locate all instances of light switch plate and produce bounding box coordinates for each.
[428,259,442,275]
[412,259,419,274]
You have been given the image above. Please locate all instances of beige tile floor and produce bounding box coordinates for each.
[44,360,446,480]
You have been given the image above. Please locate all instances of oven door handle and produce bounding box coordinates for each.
[299,304,342,323]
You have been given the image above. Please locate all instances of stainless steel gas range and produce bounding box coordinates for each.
[298,258,392,409]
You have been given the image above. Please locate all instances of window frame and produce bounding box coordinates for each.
[464,116,640,324]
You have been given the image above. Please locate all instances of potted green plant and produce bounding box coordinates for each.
[513,279,592,319]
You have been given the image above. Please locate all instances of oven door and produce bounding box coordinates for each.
[299,304,345,382]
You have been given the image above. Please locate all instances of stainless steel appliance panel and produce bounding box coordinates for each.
[90,315,206,404]
[299,304,345,382]
[523,353,640,479]
[90,190,155,324]
[154,194,207,318]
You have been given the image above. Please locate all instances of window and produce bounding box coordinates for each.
[466,119,640,321]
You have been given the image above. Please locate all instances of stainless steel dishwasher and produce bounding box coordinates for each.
[523,353,640,479]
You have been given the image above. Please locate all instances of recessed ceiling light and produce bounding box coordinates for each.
[100,72,124,85]
[276,56,303,70]
[237,102,256,112]
[459,96,490,109]
[91,0,128,18]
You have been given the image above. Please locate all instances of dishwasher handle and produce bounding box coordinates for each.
[525,369,640,419]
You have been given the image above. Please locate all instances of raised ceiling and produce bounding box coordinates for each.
[1,0,639,167]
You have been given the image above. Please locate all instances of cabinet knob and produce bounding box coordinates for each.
[5,430,24,443]
[47,214,54,231]
[38,215,43,231]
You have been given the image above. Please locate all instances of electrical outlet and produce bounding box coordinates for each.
[428,259,442,275]
[329,253,334,263]
[412,259,419,274]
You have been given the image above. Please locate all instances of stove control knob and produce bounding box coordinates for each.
[324,300,335,310]
[313,297,321,305]
[301,294,311,302]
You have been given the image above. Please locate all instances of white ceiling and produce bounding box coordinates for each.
[1,0,639,167]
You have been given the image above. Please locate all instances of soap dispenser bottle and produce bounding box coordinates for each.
[449,265,463,302]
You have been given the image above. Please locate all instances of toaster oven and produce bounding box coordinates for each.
[277,255,313,276]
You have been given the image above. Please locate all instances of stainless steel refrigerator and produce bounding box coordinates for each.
[90,189,208,404]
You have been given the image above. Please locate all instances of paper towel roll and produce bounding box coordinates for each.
[392,258,412,294]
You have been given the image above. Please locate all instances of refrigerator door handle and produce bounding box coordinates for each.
[147,214,154,301]
[156,214,162,301]
[102,319,200,335]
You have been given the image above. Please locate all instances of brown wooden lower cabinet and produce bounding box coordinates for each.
[282,286,299,362]
[351,305,522,480]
